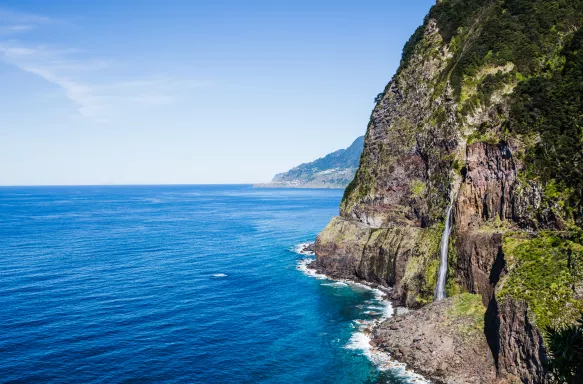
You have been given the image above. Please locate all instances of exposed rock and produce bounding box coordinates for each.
[373,294,496,384]
[453,231,504,306]
[485,298,548,383]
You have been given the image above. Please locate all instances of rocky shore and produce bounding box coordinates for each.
[309,252,497,384]
[372,294,496,384]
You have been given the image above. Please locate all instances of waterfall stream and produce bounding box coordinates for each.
[434,204,453,301]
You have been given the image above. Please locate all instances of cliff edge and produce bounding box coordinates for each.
[314,0,583,382]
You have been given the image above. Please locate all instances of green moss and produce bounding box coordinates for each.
[410,179,427,198]
[446,235,465,296]
[401,224,444,305]
[476,214,514,234]
[446,293,486,336]
[341,163,375,213]
[466,130,501,146]
[498,231,583,329]
[423,259,440,296]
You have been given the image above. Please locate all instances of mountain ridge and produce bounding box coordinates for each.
[257,136,364,189]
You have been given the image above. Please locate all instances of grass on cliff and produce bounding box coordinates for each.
[498,231,583,330]
[445,293,486,338]
[433,0,583,98]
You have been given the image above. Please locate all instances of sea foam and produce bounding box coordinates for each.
[294,242,429,384]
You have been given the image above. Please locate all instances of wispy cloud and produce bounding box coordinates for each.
[0,8,54,35]
[0,9,209,121]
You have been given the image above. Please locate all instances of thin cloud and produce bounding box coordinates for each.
[0,8,54,35]
[0,7,210,121]
[0,43,207,121]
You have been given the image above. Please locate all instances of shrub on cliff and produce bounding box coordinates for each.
[546,315,583,383]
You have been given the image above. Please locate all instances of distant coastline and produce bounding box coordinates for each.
[256,136,364,190]
[253,182,346,189]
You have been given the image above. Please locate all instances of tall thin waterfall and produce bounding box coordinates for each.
[434,204,453,301]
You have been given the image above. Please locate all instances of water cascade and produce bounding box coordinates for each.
[434,204,453,301]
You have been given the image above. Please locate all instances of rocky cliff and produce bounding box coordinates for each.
[314,0,583,382]
[257,136,364,189]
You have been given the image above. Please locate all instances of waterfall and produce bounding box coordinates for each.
[434,204,453,301]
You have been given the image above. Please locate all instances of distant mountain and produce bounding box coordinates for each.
[257,136,364,189]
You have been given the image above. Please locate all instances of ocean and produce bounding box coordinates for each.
[0,185,423,384]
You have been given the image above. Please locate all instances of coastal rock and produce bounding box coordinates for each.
[373,294,496,384]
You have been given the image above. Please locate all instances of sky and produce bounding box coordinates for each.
[0,0,435,185]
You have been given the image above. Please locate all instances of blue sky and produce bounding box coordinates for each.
[0,0,434,185]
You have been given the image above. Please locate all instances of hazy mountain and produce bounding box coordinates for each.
[258,136,364,189]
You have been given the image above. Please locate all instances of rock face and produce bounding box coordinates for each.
[257,136,364,189]
[486,298,548,383]
[373,294,497,384]
[314,0,583,382]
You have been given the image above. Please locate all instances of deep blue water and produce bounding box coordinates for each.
[0,185,413,384]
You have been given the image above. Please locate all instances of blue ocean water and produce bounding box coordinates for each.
[0,185,415,384]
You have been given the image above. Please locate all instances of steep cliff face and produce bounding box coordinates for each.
[314,0,583,382]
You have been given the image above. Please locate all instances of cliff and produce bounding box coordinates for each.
[314,0,583,382]
[257,136,364,189]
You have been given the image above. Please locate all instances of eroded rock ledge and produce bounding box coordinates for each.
[372,294,496,384]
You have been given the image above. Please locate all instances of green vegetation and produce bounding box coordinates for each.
[410,179,427,198]
[430,0,583,224]
[546,315,583,384]
[446,293,486,337]
[498,231,583,330]
[401,224,444,305]
[433,0,583,98]
[508,28,583,224]
[399,19,429,73]
[446,235,464,297]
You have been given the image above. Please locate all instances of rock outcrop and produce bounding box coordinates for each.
[373,294,497,384]
[314,0,583,382]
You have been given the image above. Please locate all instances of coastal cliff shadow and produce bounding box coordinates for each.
[485,297,500,370]
[484,247,505,370]
[489,247,506,286]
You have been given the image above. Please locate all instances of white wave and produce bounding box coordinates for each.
[296,258,327,280]
[321,281,349,288]
[292,243,315,256]
[346,330,373,351]
[211,273,227,278]
[296,252,428,383]
[345,325,430,383]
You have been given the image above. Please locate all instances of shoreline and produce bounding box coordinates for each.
[294,243,430,384]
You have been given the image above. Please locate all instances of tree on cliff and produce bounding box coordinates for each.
[546,315,583,383]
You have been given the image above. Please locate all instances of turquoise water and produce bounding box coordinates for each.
[0,185,417,383]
